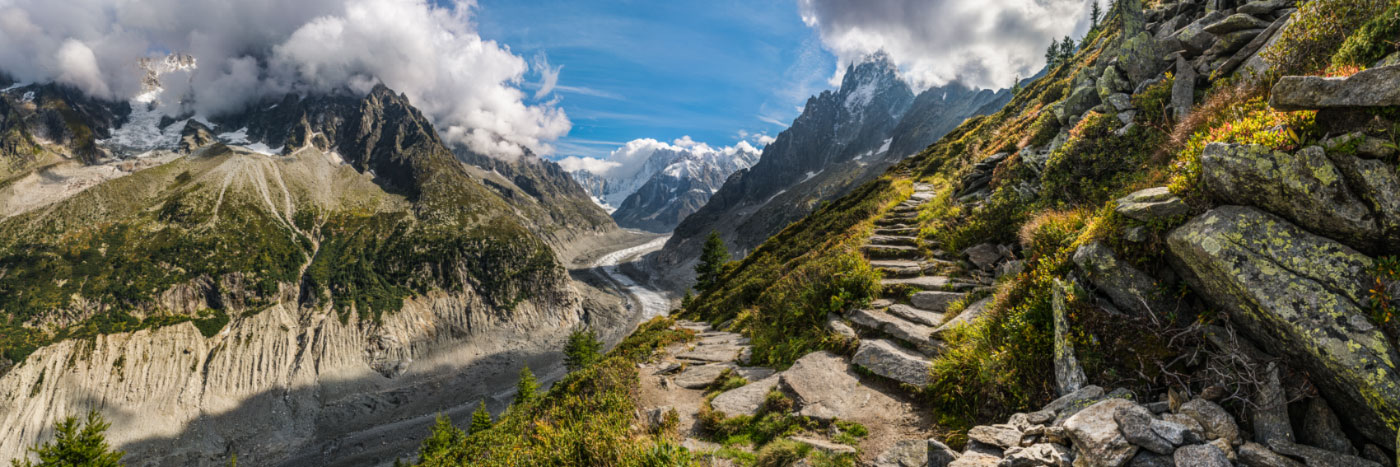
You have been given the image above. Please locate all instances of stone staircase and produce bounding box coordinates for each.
[839,183,995,388]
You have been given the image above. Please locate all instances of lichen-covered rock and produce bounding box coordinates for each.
[1238,0,1294,16]
[999,443,1072,467]
[1052,280,1087,397]
[969,424,1023,450]
[1207,28,1265,56]
[1327,152,1400,245]
[1300,397,1356,455]
[1118,32,1165,85]
[1238,441,1305,467]
[875,439,928,467]
[1062,84,1103,124]
[1167,206,1400,448]
[1267,440,1383,467]
[1099,67,1132,103]
[1116,187,1189,222]
[1174,444,1231,467]
[1172,55,1197,120]
[1115,404,1174,454]
[1200,143,1379,249]
[1270,66,1400,111]
[1063,398,1140,467]
[1252,363,1294,446]
[1204,13,1271,34]
[1072,242,1173,316]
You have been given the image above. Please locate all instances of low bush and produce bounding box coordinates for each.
[1331,2,1400,69]
[1262,0,1392,75]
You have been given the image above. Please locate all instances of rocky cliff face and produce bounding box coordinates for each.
[0,84,613,465]
[657,54,1007,277]
[610,144,760,233]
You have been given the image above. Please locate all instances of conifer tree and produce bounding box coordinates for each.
[13,412,124,467]
[1091,1,1103,28]
[563,327,602,372]
[513,366,539,407]
[1046,38,1061,66]
[694,231,729,293]
[468,401,493,435]
[418,415,465,465]
[1059,36,1076,62]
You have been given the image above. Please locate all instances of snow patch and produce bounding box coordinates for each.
[100,100,187,155]
[20,92,34,103]
[844,78,878,114]
[218,128,251,144]
[0,82,29,93]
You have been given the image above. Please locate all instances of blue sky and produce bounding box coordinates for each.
[475,0,834,159]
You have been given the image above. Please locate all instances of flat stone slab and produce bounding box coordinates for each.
[881,276,964,291]
[781,351,899,422]
[863,245,922,259]
[1115,187,1189,222]
[869,235,919,247]
[674,363,736,389]
[789,436,856,455]
[676,344,746,363]
[852,339,932,386]
[847,308,936,352]
[710,374,782,417]
[1270,65,1400,110]
[697,332,748,346]
[933,297,992,337]
[911,291,964,312]
[886,304,943,327]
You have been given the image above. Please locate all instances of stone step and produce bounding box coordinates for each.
[874,218,915,227]
[886,304,944,327]
[881,276,981,292]
[852,339,933,386]
[847,308,937,354]
[874,227,919,236]
[882,212,919,221]
[911,291,966,313]
[862,244,922,259]
[676,344,747,363]
[868,235,919,247]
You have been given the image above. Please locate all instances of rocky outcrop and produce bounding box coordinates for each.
[1167,206,1400,447]
[179,119,216,153]
[1073,242,1175,316]
[1270,66,1400,111]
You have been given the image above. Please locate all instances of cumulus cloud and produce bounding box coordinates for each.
[558,136,758,179]
[797,0,1093,90]
[737,129,776,147]
[0,0,569,159]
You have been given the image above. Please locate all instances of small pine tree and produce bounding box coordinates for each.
[680,289,694,310]
[513,366,539,407]
[563,327,603,372]
[694,231,729,293]
[468,401,493,435]
[13,412,124,467]
[1090,1,1103,28]
[418,414,465,465]
[1059,36,1076,62]
[1046,38,1061,66]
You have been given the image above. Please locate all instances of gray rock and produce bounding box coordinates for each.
[676,344,745,363]
[1359,444,1389,465]
[1064,398,1140,466]
[781,351,900,421]
[1239,441,1305,467]
[969,424,1024,450]
[1204,13,1271,34]
[998,260,1025,279]
[934,297,993,337]
[1149,418,1191,446]
[1200,143,1378,248]
[1327,151,1400,245]
[1268,440,1383,467]
[888,304,944,327]
[998,443,1072,467]
[710,374,781,417]
[929,439,961,467]
[1216,13,1292,79]
[965,243,1003,271]
[1179,398,1240,446]
[1323,132,1399,160]
[1252,363,1294,446]
[1116,187,1190,222]
[1119,32,1166,85]
[1052,280,1087,397]
[1208,28,1265,56]
[179,120,216,153]
[848,308,938,353]
[1072,242,1173,316]
[1127,451,1173,467]
[1171,18,1220,55]
[790,436,856,455]
[1160,413,1207,444]
[1271,65,1400,110]
[951,451,1004,467]
[1175,444,1232,467]
[1167,206,1400,447]
[1100,67,1133,102]
[912,291,965,312]
[852,339,932,386]
[1062,84,1103,124]
[827,314,858,341]
[1043,385,1105,415]
[674,363,737,389]
[1300,397,1355,455]
[875,439,928,467]
[1115,404,1174,454]
[1106,93,1134,112]
[1172,55,1197,120]
[1238,0,1293,16]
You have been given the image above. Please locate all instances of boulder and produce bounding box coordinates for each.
[852,339,932,386]
[1170,19,1219,55]
[934,297,992,336]
[1204,13,1271,35]
[1268,440,1383,467]
[998,443,1072,467]
[950,451,1003,467]
[1327,151,1400,244]
[1062,84,1103,124]
[1179,398,1240,445]
[1052,280,1087,397]
[913,291,965,312]
[710,374,781,417]
[1149,418,1193,446]
[1271,65,1400,111]
[1105,93,1133,112]
[1063,398,1140,466]
[1168,206,1400,447]
[1118,32,1166,85]
[827,314,858,341]
[1207,28,1265,57]
[674,363,737,389]
[1172,55,1197,120]
[1252,363,1294,446]
[969,424,1023,450]
[1115,187,1190,222]
[1043,385,1105,416]
[887,304,943,327]
[1238,0,1293,16]
[179,119,216,153]
[1300,397,1355,455]
[1238,441,1305,467]
[1115,404,1174,454]
[1175,444,1232,467]
[1200,143,1378,248]
[875,439,928,467]
[1100,67,1132,102]
[965,243,1003,271]
[1126,451,1173,467]
[1072,242,1173,316]
[929,439,961,467]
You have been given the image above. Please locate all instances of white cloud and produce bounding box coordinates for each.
[532,52,562,100]
[797,0,1093,90]
[560,136,759,179]
[755,134,776,146]
[736,129,776,147]
[0,0,570,160]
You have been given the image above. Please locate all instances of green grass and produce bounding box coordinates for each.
[1331,2,1400,69]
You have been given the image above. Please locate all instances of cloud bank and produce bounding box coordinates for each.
[797,0,1093,90]
[0,0,569,158]
[558,136,762,180]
